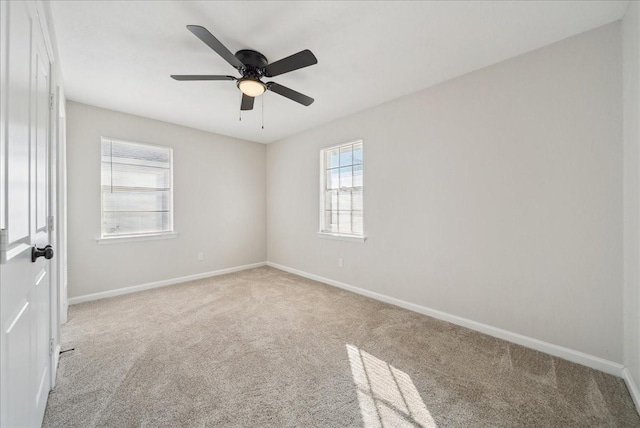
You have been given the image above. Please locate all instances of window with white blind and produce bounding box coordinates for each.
[319,140,364,241]
[100,137,173,239]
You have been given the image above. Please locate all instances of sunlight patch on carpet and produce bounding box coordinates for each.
[346,344,437,428]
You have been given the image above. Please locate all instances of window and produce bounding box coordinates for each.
[100,137,173,239]
[319,140,364,240]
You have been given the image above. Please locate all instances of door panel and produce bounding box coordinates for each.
[34,267,49,415]
[36,43,49,233]
[1,2,54,427]
[6,3,31,244]
[6,300,31,428]
[2,245,35,427]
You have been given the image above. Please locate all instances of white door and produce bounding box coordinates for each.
[1,2,55,427]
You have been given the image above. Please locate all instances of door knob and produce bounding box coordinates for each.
[32,245,54,262]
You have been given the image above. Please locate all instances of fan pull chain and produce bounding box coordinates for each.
[239,92,242,122]
[261,95,264,129]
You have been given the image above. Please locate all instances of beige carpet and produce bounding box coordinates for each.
[44,267,639,427]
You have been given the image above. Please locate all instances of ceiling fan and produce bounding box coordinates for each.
[171,25,317,111]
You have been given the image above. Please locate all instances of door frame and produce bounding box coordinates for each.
[50,83,67,386]
[55,85,67,327]
[33,0,65,388]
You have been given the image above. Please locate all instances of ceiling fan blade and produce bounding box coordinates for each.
[186,25,245,70]
[266,82,314,106]
[171,75,236,81]
[264,49,317,77]
[241,94,255,111]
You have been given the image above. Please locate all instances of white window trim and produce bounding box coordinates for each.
[100,137,175,240]
[316,231,366,243]
[318,139,366,242]
[96,231,178,245]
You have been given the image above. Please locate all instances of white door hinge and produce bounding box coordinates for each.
[49,338,55,355]
[49,93,54,111]
[0,229,7,265]
[48,216,55,232]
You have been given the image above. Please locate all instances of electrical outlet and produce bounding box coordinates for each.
[198,252,204,261]
[338,258,344,268]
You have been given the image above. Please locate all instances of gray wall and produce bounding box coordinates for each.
[624,0,640,397]
[267,23,623,362]
[66,101,266,298]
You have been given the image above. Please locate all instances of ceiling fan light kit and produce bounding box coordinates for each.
[238,79,265,97]
[171,25,317,115]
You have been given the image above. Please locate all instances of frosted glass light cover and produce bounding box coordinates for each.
[238,79,265,97]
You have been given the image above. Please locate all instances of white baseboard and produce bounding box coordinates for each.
[623,367,640,414]
[266,261,625,378]
[68,262,267,305]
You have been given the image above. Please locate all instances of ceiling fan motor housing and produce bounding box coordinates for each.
[235,49,268,77]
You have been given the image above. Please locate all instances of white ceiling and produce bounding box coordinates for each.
[50,1,629,144]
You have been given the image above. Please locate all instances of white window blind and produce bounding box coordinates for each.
[320,140,363,236]
[100,137,173,238]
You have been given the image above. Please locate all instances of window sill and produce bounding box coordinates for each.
[317,232,366,243]
[96,232,178,245]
